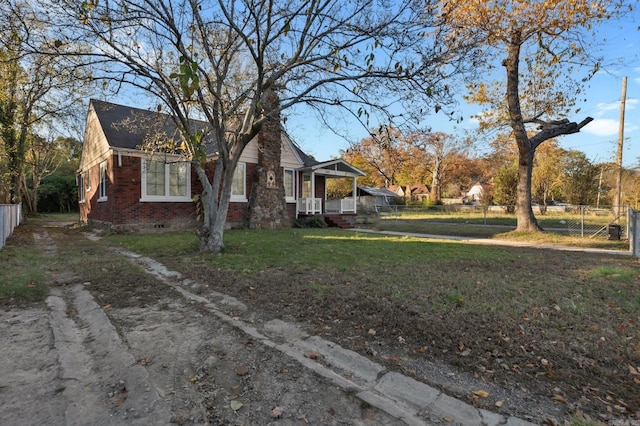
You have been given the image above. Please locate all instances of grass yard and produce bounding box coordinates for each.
[109,227,640,422]
[3,218,639,422]
[0,243,48,304]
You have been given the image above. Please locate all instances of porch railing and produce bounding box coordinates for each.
[297,198,322,215]
[325,198,356,214]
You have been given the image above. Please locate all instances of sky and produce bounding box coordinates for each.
[285,8,640,169]
[106,2,640,169]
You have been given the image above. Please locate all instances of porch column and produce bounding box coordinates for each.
[352,177,358,214]
[311,171,316,213]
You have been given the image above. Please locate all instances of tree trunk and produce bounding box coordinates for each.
[430,156,442,203]
[504,32,542,232]
[194,158,230,254]
[515,150,541,231]
[198,217,226,253]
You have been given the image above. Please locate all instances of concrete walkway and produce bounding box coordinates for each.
[349,228,632,256]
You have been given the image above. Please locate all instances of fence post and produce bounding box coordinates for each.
[0,207,5,249]
[630,207,639,258]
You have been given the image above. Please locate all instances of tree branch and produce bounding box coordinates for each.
[530,117,593,149]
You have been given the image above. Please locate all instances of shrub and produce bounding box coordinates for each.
[293,215,328,228]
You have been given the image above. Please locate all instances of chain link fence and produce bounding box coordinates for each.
[360,202,626,240]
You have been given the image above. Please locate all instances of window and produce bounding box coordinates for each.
[231,162,247,201]
[284,169,295,202]
[141,159,191,202]
[78,173,86,203]
[303,174,311,198]
[98,161,108,201]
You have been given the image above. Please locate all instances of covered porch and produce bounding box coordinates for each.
[295,159,365,218]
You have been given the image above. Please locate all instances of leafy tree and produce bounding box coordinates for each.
[560,151,599,205]
[0,1,89,205]
[23,136,80,215]
[38,172,78,213]
[621,169,640,210]
[531,140,565,213]
[346,127,409,188]
[442,153,493,198]
[340,148,381,188]
[43,0,473,253]
[437,0,629,231]
[404,131,472,202]
[493,161,518,213]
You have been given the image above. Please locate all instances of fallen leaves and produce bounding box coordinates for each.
[472,390,489,398]
[304,352,321,360]
[270,406,284,418]
[551,394,567,403]
[234,364,249,376]
[230,400,243,412]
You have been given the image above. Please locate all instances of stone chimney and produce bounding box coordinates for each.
[248,88,290,229]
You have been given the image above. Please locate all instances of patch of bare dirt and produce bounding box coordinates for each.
[0,222,400,425]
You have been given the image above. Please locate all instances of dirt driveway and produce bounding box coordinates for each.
[1,223,408,425]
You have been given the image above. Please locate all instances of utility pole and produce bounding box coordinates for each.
[614,76,627,222]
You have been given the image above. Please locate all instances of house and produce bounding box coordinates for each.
[465,181,493,204]
[78,99,364,230]
[388,184,431,203]
[353,186,399,212]
[407,184,430,202]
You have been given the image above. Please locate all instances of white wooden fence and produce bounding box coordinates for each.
[0,204,22,249]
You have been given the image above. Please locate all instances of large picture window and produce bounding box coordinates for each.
[141,159,191,202]
[231,162,247,201]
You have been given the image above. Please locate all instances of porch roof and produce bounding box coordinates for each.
[298,159,365,178]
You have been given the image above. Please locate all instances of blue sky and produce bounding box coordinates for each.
[287,9,640,168]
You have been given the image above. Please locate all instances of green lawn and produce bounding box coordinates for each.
[3,222,639,420]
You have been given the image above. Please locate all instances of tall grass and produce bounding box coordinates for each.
[0,245,48,304]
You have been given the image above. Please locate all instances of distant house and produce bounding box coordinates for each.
[78,99,364,230]
[407,184,430,202]
[388,184,431,203]
[465,182,492,203]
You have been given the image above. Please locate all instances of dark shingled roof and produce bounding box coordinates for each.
[90,99,216,154]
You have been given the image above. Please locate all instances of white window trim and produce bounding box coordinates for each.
[284,168,296,203]
[85,170,91,193]
[230,162,247,202]
[78,173,86,203]
[140,158,192,202]
[98,161,108,202]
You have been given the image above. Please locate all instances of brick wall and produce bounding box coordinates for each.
[82,154,259,230]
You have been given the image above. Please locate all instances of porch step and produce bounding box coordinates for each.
[325,216,355,229]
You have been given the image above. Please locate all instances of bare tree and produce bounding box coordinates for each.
[437,0,629,231]
[404,131,471,203]
[38,0,473,252]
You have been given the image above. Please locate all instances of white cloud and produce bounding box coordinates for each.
[584,118,619,136]
[594,98,638,117]
[584,117,638,137]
